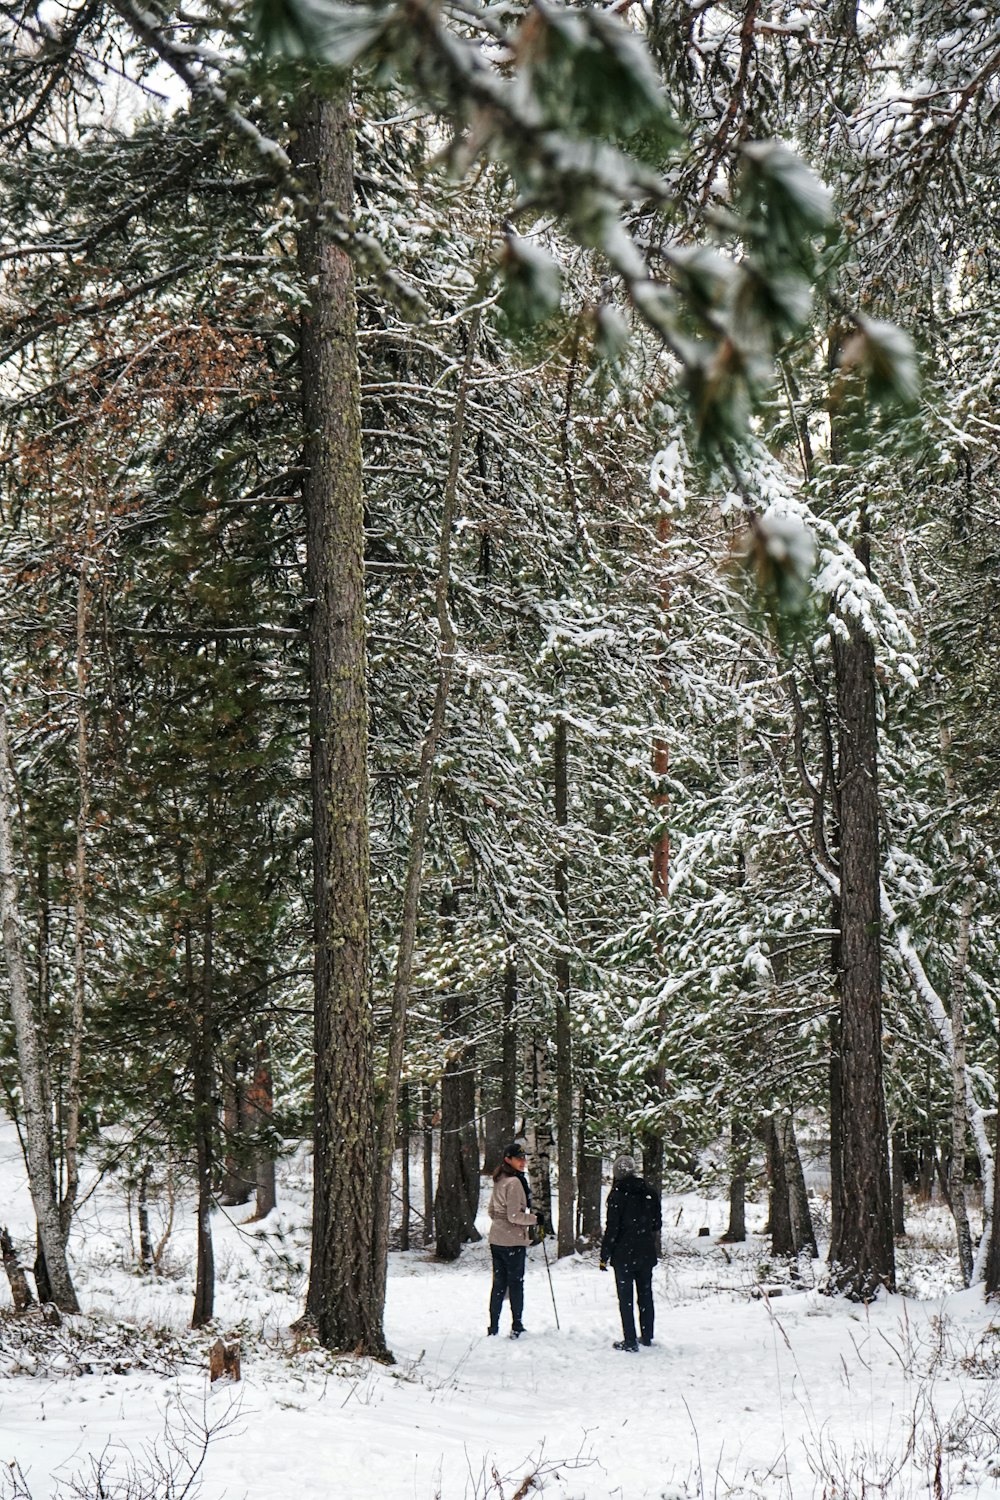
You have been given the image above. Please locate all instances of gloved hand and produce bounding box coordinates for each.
[599,1260,608,1272]
[534,1210,545,1230]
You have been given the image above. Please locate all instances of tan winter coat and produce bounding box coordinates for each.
[487,1170,538,1247]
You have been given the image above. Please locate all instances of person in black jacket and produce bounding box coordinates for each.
[600,1154,661,1352]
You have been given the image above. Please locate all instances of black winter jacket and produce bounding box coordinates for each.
[600,1174,661,1269]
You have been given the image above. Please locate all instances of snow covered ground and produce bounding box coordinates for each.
[3,1119,1000,1500]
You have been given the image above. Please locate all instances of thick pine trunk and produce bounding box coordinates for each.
[828,569,895,1298]
[295,88,383,1356]
[0,676,78,1312]
[553,714,574,1258]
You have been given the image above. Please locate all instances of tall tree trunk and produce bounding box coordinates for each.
[482,1065,507,1179]
[0,672,79,1312]
[553,713,574,1258]
[984,1019,1000,1297]
[422,1082,435,1246]
[948,886,976,1286]
[528,1035,555,1229]
[765,1115,794,1258]
[827,526,895,1297]
[62,560,89,1234]
[190,896,215,1329]
[399,1082,411,1252]
[891,1130,906,1240]
[576,1088,602,1246]
[137,1163,154,1272]
[250,1030,278,1221]
[373,311,480,1308]
[722,1116,748,1243]
[220,1046,254,1205]
[829,996,843,1252]
[781,1114,818,1258]
[434,999,480,1259]
[483,956,517,1176]
[296,87,383,1356]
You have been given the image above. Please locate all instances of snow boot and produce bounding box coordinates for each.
[613,1340,639,1352]
[510,1326,525,1339]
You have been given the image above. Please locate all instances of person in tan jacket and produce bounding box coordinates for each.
[486,1143,542,1337]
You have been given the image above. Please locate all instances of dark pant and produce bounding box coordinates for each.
[614,1261,654,1346]
[489,1244,526,1331]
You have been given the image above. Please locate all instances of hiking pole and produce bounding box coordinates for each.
[540,1230,560,1330]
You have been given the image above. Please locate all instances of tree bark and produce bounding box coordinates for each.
[722,1115,748,1243]
[248,1028,277,1221]
[528,1035,555,1229]
[399,1083,411,1252]
[137,1163,154,1272]
[0,671,79,1312]
[62,559,89,1234]
[484,957,517,1176]
[576,1094,602,1246]
[422,1082,435,1246]
[765,1115,794,1258]
[553,713,574,1258]
[829,997,843,1252]
[782,1113,818,1257]
[494,953,519,1167]
[984,1022,1000,1297]
[295,87,383,1356]
[827,554,895,1297]
[948,886,976,1286]
[891,1130,906,1240]
[220,1046,254,1206]
[190,899,215,1330]
[434,995,481,1259]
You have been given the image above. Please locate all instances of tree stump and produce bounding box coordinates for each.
[209,1337,241,1383]
[1,1227,36,1314]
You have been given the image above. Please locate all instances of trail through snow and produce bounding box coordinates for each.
[2,1120,999,1500]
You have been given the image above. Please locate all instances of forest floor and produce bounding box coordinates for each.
[2,1120,1000,1500]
